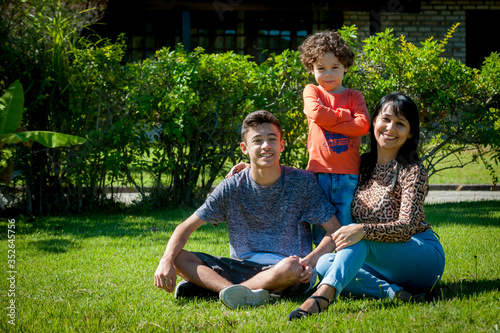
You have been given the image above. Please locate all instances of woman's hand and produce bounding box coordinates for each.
[225,162,250,179]
[331,224,365,251]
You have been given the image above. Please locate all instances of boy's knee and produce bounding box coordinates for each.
[274,257,303,279]
[173,250,202,271]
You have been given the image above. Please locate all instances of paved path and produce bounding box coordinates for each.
[110,187,500,206]
[425,190,500,204]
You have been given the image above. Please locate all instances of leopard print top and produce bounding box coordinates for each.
[351,159,431,242]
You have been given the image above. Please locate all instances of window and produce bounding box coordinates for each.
[120,8,343,63]
[466,10,500,68]
[130,23,156,62]
[190,11,247,54]
[247,11,311,62]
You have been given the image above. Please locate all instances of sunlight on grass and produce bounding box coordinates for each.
[427,151,499,185]
[1,201,499,332]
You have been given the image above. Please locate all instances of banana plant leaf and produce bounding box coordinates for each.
[0,131,87,147]
[0,80,24,135]
[0,80,86,147]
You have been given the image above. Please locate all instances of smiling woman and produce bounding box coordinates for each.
[360,92,421,182]
[289,92,445,321]
[372,97,415,165]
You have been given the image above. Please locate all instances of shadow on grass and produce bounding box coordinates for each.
[425,200,500,228]
[279,278,500,311]
[2,208,230,241]
[4,201,498,241]
[436,278,500,300]
[28,238,79,253]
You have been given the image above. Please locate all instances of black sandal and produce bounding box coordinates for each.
[288,295,331,320]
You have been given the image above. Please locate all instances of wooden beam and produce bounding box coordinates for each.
[111,0,420,13]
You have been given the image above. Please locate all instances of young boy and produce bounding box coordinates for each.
[154,110,341,310]
[298,30,370,245]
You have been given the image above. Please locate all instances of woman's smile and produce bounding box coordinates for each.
[373,105,411,162]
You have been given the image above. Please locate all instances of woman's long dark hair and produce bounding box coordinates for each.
[359,92,421,185]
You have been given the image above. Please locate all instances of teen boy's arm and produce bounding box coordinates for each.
[298,215,340,282]
[154,214,205,293]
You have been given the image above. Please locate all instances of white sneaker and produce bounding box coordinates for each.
[219,285,270,309]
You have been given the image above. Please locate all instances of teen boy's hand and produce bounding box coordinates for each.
[154,258,177,293]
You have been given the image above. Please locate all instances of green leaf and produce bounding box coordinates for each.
[0,80,25,135]
[0,133,23,144]
[0,131,86,147]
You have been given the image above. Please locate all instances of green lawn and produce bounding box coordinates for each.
[427,152,499,185]
[1,200,499,332]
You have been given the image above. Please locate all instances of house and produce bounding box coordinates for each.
[93,0,500,68]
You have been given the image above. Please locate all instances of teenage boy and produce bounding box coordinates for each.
[154,110,341,310]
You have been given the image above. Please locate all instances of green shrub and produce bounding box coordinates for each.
[253,49,311,169]
[121,46,260,206]
[66,35,134,210]
[1,0,499,214]
[0,0,105,214]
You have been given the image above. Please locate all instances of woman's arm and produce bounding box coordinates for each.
[357,164,429,243]
[331,223,366,251]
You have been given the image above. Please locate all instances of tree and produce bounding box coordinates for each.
[341,24,500,183]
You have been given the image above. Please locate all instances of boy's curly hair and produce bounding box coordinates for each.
[299,30,355,72]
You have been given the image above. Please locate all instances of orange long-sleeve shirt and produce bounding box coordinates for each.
[303,84,370,174]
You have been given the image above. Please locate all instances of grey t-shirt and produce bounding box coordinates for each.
[195,166,337,260]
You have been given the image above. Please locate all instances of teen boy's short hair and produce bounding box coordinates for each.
[241,110,282,142]
[299,30,355,72]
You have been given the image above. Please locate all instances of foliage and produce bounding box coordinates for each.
[1,0,499,214]
[0,0,106,214]
[253,49,311,169]
[122,46,260,206]
[0,80,86,147]
[65,35,133,210]
[0,79,86,211]
[62,43,312,209]
[343,24,500,181]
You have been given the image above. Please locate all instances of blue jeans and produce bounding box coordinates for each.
[313,173,358,246]
[316,230,446,298]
